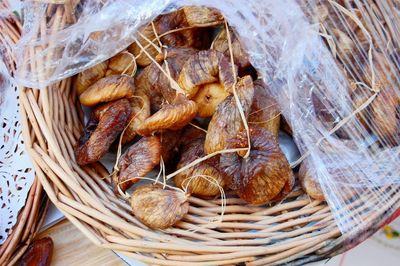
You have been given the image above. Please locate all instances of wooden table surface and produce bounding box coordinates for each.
[38,220,125,266]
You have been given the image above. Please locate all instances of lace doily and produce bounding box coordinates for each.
[0,59,34,244]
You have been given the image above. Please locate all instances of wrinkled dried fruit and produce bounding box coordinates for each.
[21,237,53,266]
[193,83,230,117]
[137,94,198,136]
[75,99,131,165]
[128,6,219,67]
[180,123,206,147]
[249,80,280,137]
[204,76,254,154]
[272,171,295,201]
[106,51,136,76]
[175,139,226,197]
[75,61,108,95]
[299,162,325,201]
[157,47,198,103]
[122,88,151,144]
[212,27,251,71]
[220,126,291,204]
[130,184,189,229]
[178,50,237,98]
[158,130,182,164]
[115,136,161,192]
[79,75,135,106]
[135,48,197,112]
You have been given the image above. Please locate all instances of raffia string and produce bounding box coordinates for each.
[224,19,251,158]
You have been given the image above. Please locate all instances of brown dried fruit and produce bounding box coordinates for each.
[75,99,131,165]
[134,47,197,112]
[158,130,182,164]
[220,126,292,204]
[130,184,189,229]
[20,237,53,266]
[180,123,206,147]
[115,136,161,192]
[122,88,151,144]
[74,61,108,95]
[106,51,136,76]
[192,83,230,118]
[128,6,220,67]
[272,171,295,201]
[137,94,198,136]
[175,139,226,197]
[204,76,254,154]
[249,80,280,137]
[79,75,135,106]
[178,50,237,98]
[212,27,251,71]
[299,162,325,201]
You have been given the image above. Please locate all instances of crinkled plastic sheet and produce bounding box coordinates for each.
[14,0,400,236]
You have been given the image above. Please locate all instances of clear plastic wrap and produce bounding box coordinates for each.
[14,0,400,236]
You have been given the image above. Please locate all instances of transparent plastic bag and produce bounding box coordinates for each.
[14,0,400,236]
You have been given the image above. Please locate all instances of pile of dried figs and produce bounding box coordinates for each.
[73,6,314,229]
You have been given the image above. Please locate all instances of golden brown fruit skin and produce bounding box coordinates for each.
[272,171,295,201]
[249,80,280,137]
[299,162,325,201]
[178,50,237,98]
[212,27,251,71]
[75,60,108,95]
[130,184,189,229]
[107,51,136,76]
[79,75,135,106]
[122,88,151,144]
[115,136,161,193]
[175,139,227,197]
[135,63,164,112]
[220,126,291,204]
[75,99,132,166]
[137,94,198,136]
[193,83,230,117]
[20,237,53,266]
[204,76,254,154]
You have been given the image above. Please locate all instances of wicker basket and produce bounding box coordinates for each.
[18,2,400,266]
[0,5,49,265]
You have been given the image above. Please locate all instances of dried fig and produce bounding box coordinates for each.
[220,126,292,204]
[128,6,220,67]
[122,88,151,144]
[106,51,136,76]
[74,60,108,95]
[75,99,131,165]
[249,80,280,137]
[212,27,251,71]
[130,184,189,229]
[137,94,198,136]
[135,63,164,112]
[178,50,237,98]
[115,136,161,192]
[135,47,197,112]
[79,75,135,106]
[175,139,226,197]
[299,162,325,201]
[21,237,53,266]
[204,76,254,154]
[158,130,182,164]
[180,123,206,147]
[272,171,295,201]
[192,83,230,118]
